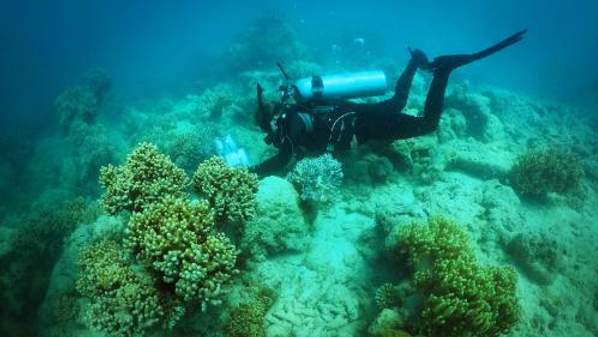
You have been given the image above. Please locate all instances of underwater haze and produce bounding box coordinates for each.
[1,1,598,337]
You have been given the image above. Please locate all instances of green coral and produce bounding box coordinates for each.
[76,239,180,337]
[225,288,274,337]
[192,156,258,226]
[510,147,583,199]
[397,217,520,337]
[127,196,238,307]
[375,283,399,310]
[99,142,188,215]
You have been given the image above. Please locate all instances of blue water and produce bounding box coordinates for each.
[1,1,597,337]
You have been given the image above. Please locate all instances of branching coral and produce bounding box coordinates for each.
[127,196,238,307]
[99,142,189,215]
[76,239,180,337]
[509,147,583,199]
[192,156,258,226]
[397,217,520,337]
[375,283,399,310]
[225,287,274,337]
[287,153,344,204]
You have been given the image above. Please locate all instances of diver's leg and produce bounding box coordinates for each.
[379,48,429,112]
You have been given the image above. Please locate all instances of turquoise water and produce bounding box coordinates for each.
[1,2,597,337]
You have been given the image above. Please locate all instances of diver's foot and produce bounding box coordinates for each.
[428,54,477,73]
[408,47,430,69]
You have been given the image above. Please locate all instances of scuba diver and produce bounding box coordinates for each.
[251,30,527,175]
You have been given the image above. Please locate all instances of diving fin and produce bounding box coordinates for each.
[430,29,527,72]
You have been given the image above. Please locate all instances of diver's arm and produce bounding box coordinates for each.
[251,112,305,176]
[256,83,274,133]
[251,142,293,176]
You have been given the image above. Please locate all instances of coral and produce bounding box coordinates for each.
[99,142,189,215]
[375,283,399,309]
[368,308,411,337]
[344,151,395,185]
[225,291,273,337]
[397,217,520,337]
[287,153,344,204]
[503,230,565,285]
[127,196,238,307]
[192,156,258,226]
[388,137,441,183]
[509,147,584,199]
[227,13,307,72]
[241,177,310,260]
[196,83,237,120]
[76,239,177,337]
[55,69,111,130]
[165,126,218,173]
[445,84,505,142]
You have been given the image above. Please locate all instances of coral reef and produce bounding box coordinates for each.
[502,230,566,285]
[76,239,180,337]
[55,69,111,131]
[396,217,520,337]
[164,125,218,173]
[192,156,258,227]
[241,176,310,260]
[0,197,99,336]
[99,142,189,215]
[368,308,412,337]
[226,13,307,72]
[127,196,238,306]
[343,150,395,185]
[287,153,344,204]
[195,83,239,120]
[375,283,399,310]
[445,84,505,143]
[225,289,274,337]
[388,137,441,183]
[509,147,584,199]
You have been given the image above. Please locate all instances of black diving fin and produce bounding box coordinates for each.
[429,29,528,72]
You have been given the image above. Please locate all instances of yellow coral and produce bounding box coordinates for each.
[76,240,173,337]
[192,156,258,227]
[397,217,520,337]
[99,142,188,215]
[127,196,238,306]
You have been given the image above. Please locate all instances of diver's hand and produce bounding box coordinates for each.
[408,47,430,69]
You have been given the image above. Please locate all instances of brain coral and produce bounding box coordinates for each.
[192,156,258,227]
[127,196,238,308]
[241,176,310,259]
[397,217,520,337]
[99,142,188,215]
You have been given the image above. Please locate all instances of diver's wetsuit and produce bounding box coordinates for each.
[253,30,526,175]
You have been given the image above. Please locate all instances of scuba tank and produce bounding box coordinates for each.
[293,70,387,102]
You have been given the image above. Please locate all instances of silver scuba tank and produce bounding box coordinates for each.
[294,70,387,101]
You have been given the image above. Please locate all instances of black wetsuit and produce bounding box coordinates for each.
[253,30,527,175]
